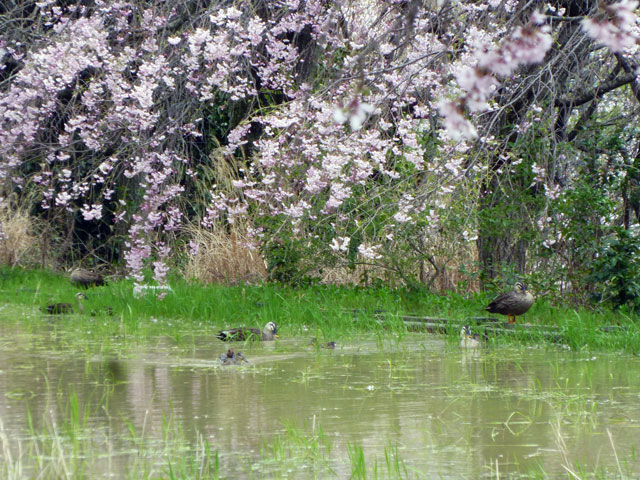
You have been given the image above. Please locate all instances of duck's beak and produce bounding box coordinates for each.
[274,334,279,338]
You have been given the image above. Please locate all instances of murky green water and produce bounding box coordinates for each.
[1,310,639,478]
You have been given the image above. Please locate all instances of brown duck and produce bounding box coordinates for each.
[218,348,249,366]
[70,268,105,288]
[216,321,278,341]
[485,282,534,324]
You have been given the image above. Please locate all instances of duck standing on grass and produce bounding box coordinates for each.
[70,268,106,288]
[216,321,279,341]
[485,282,534,324]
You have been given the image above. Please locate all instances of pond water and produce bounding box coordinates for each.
[0,310,639,478]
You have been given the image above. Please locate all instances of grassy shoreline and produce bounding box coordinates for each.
[0,267,638,352]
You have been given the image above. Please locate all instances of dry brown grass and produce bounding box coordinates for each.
[0,203,37,267]
[184,223,267,284]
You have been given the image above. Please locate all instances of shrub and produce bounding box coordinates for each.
[589,227,640,312]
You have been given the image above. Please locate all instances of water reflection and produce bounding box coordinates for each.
[0,317,639,478]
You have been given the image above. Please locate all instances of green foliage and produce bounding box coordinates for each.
[263,237,315,286]
[589,227,640,312]
[476,129,549,282]
[533,181,615,303]
[525,119,631,304]
[552,183,613,253]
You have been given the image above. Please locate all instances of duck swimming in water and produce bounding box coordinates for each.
[218,348,249,366]
[309,337,336,350]
[460,325,487,349]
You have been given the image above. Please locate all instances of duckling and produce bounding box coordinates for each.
[43,292,87,315]
[70,268,105,288]
[485,282,534,324]
[460,326,486,349]
[216,321,278,341]
[44,302,73,315]
[218,348,249,366]
[309,337,336,349]
[90,305,114,317]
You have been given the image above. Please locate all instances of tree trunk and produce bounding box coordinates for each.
[477,226,527,281]
[476,174,529,283]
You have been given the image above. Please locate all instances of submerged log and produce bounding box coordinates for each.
[348,309,626,341]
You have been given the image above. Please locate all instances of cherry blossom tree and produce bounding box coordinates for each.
[0,0,638,294]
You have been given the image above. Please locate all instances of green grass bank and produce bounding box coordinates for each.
[0,267,638,353]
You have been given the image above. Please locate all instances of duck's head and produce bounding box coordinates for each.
[264,321,279,338]
[460,325,472,338]
[75,292,88,300]
[515,282,527,293]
